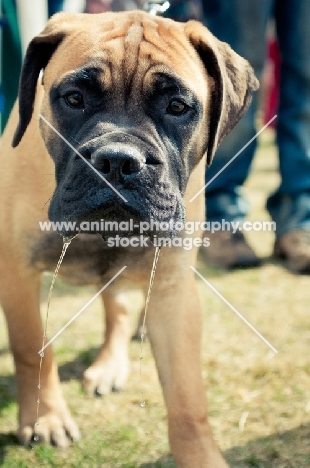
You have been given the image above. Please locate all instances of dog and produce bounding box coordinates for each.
[0,11,258,467]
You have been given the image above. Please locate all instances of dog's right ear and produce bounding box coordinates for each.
[12,13,73,147]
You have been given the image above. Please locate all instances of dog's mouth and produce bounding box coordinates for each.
[47,133,188,242]
[48,158,186,241]
[55,203,186,241]
[48,182,186,239]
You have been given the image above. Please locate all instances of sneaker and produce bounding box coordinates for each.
[274,229,310,273]
[200,230,261,269]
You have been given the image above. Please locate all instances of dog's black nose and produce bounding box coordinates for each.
[92,144,145,180]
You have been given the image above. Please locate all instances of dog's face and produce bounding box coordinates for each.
[40,15,210,238]
[13,11,258,238]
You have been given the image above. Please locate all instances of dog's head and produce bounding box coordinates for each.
[13,11,258,239]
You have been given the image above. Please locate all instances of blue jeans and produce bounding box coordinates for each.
[48,0,64,16]
[203,0,310,236]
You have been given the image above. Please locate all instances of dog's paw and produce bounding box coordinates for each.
[19,410,80,448]
[83,355,130,396]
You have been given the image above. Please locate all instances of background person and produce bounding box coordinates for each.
[200,0,310,273]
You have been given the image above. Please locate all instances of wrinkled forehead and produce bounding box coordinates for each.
[44,12,207,95]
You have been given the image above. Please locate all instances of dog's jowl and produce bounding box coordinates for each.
[0,11,258,467]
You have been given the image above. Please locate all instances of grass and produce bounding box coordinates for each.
[1,129,310,467]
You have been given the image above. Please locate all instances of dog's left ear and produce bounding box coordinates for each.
[12,13,75,147]
[184,21,259,165]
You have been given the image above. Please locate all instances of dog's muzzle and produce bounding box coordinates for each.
[91,144,146,183]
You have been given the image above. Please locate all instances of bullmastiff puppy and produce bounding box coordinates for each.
[0,10,258,467]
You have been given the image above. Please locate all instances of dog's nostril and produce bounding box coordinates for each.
[101,159,111,174]
[121,160,133,175]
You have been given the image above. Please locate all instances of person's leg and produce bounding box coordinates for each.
[1,0,22,131]
[48,0,65,16]
[267,0,310,272]
[201,0,273,267]
[203,0,272,220]
[16,0,48,54]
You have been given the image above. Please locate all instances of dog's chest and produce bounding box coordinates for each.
[28,232,151,286]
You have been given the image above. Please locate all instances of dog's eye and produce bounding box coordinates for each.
[167,99,188,115]
[64,92,84,109]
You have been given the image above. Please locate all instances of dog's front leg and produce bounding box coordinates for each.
[146,264,229,468]
[0,261,79,447]
[83,288,131,395]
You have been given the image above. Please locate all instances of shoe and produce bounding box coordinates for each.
[200,230,261,269]
[274,229,310,273]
